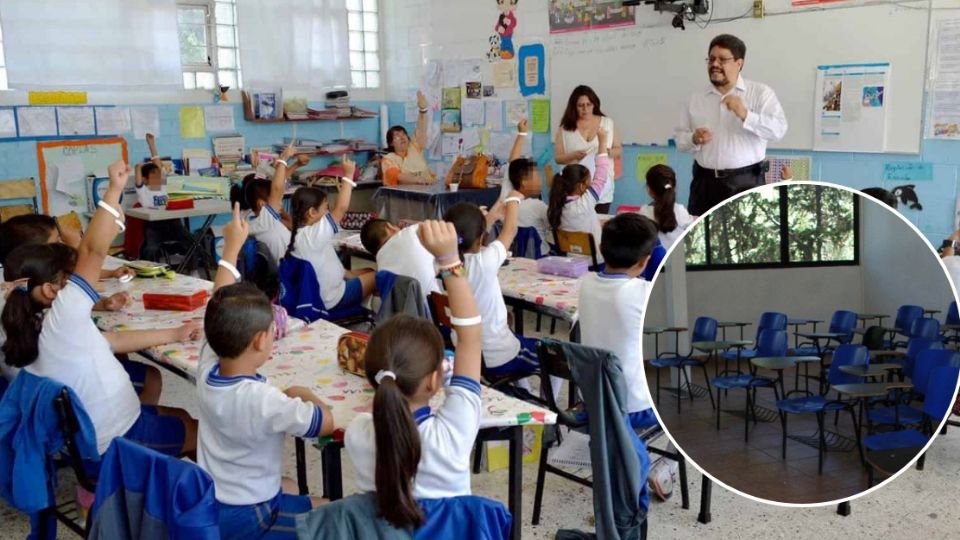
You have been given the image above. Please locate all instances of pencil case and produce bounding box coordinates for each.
[537,256,590,278]
[337,332,369,377]
[142,289,210,311]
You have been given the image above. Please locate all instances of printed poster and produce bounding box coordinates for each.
[548,1,636,34]
[813,63,891,152]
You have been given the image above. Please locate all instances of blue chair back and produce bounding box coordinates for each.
[513,227,543,259]
[946,302,960,326]
[829,310,858,344]
[277,256,367,323]
[640,238,666,281]
[894,305,924,333]
[692,317,718,343]
[416,496,512,540]
[756,329,788,357]
[903,338,943,378]
[910,349,960,396]
[0,378,7,401]
[910,317,940,340]
[922,366,960,422]
[827,344,869,386]
[755,312,787,342]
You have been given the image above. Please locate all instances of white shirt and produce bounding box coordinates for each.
[196,343,323,505]
[292,213,347,309]
[461,241,520,368]
[561,116,616,204]
[561,196,605,265]
[518,198,551,256]
[136,184,168,209]
[247,206,291,265]
[376,224,440,298]
[677,76,788,170]
[27,275,141,455]
[345,375,482,499]
[577,272,652,414]
[639,203,695,252]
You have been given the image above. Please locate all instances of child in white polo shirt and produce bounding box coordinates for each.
[344,219,484,529]
[577,212,659,514]
[360,219,440,299]
[506,119,551,256]
[196,203,334,539]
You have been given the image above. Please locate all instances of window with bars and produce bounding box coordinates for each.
[347,0,380,89]
[0,20,7,90]
[178,1,241,90]
[684,185,859,269]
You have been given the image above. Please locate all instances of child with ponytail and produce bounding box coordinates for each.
[640,164,694,251]
[344,220,483,529]
[286,156,375,311]
[546,128,610,261]
[1,161,198,458]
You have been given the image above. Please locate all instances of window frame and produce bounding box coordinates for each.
[687,186,861,271]
[178,0,241,90]
[0,15,7,90]
[346,0,381,89]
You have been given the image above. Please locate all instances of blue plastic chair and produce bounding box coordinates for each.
[277,255,370,324]
[513,227,544,260]
[863,365,960,482]
[711,329,787,441]
[909,318,941,341]
[640,238,666,282]
[721,312,787,363]
[416,496,512,540]
[793,310,857,356]
[943,302,960,346]
[88,438,219,540]
[888,305,924,349]
[649,317,717,413]
[776,344,868,473]
[867,349,959,430]
[900,337,944,380]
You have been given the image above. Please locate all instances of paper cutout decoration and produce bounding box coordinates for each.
[494,0,519,60]
[518,44,545,96]
[28,91,88,105]
[635,153,669,183]
[883,162,933,182]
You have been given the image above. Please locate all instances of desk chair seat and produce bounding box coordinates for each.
[720,312,787,363]
[649,317,718,413]
[794,310,857,356]
[867,349,959,430]
[711,329,786,442]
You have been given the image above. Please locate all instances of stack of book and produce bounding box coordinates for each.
[325,90,351,115]
[276,138,323,153]
[307,107,341,120]
[213,135,245,175]
[350,106,378,118]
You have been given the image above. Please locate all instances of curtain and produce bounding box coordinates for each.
[237,0,350,92]
[0,0,182,90]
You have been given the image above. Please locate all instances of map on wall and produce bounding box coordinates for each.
[548,1,636,34]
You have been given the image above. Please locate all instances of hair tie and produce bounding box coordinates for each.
[374,370,397,384]
[663,184,673,190]
[457,236,464,245]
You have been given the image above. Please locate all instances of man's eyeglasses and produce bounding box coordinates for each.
[706,57,737,66]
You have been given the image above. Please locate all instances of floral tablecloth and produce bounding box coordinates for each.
[497,257,581,321]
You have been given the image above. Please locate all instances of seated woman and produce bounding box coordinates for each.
[381,91,436,186]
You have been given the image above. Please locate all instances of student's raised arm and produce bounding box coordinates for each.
[330,156,356,225]
[587,128,610,200]
[509,119,528,162]
[268,143,297,213]
[414,90,428,149]
[496,189,522,251]
[213,203,249,292]
[75,161,127,286]
[418,220,481,382]
[146,133,162,167]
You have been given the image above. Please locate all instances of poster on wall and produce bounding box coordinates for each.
[548,1,636,34]
[813,63,891,152]
[518,44,546,97]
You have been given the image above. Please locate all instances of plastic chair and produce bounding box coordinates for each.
[277,255,371,325]
[863,365,960,481]
[867,349,958,430]
[416,496,512,540]
[721,312,787,363]
[942,302,960,346]
[554,229,599,270]
[649,316,717,413]
[776,344,868,473]
[889,305,924,349]
[794,310,857,355]
[639,238,666,282]
[909,318,941,341]
[513,226,544,260]
[711,329,787,442]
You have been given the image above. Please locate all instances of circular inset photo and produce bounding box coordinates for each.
[643,181,959,505]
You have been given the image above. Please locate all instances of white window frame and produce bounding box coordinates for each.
[347,0,381,89]
[0,16,7,90]
[178,0,242,90]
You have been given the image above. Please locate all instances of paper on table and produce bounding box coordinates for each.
[55,155,86,194]
[485,100,503,131]
[441,133,460,156]
[203,105,235,132]
[180,106,206,139]
[462,101,484,126]
[494,60,518,88]
[0,109,16,138]
[461,128,481,152]
[56,107,96,136]
[17,107,58,137]
[95,107,131,134]
[131,107,160,140]
[530,99,550,133]
[505,100,527,127]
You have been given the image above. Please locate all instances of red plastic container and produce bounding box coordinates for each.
[142,289,210,311]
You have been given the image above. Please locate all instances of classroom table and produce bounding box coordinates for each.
[856,313,889,328]
[691,340,754,378]
[787,318,822,350]
[498,257,582,335]
[837,363,900,382]
[643,326,693,410]
[793,331,848,392]
[831,381,913,444]
[372,184,501,221]
[125,198,232,275]
[752,356,821,396]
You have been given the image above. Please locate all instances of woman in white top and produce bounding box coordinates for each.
[554,85,623,214]
[640,164,695,252]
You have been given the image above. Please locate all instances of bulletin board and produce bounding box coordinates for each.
[36,137,128,216]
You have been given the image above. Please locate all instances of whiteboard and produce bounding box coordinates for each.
[36,137,128,216]
[549,3,930,152]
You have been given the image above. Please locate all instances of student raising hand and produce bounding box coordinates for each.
[214,202,249,291]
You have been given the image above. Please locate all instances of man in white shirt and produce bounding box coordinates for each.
[677,34,788,216]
